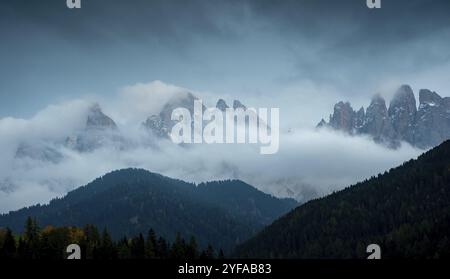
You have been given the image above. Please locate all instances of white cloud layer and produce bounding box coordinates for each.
[0,81,423,213]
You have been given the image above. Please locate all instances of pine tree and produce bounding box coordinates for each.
[170,233,187,259]
[130,233,145,259]
[0,228,16,259]
[83,224,101,259]
[186,236,199,259]
[145,229,157,259]
[218,249,225,259]
[117,237,131,259]
[96,228,116,259]
[24,217,39,242]
[156,237,169,259]
[200,244,215,259]
[23,217,41,259]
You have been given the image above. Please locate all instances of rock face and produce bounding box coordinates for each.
[15,143,63,163]
[142,115,169,138]
[85,103,118,131]
[317,85,450,149]
[354,107,365,131]
[388,85,417,143]
[142,93,256,139]
[143,92,201,139]
[66,104,122,152]
[362,94,396,146]
[414,89,450,148]
[329,102,355,134]
[233,100,247,110]
[216,99,229,111]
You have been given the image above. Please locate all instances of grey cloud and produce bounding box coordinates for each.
[1,0,449,120]
[0,81,422,213]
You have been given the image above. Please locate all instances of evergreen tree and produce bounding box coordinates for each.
[96,229,116,259]
[0,228,16,259]
[200,244,215,259]
[156,237,169,259]
[116,237,131,259]
[16,237,27,259]
[83,224,101,259]
[170,233,187,259]
[130,233,145,259]
[145,229,157,259]
[23,217,41,259]
[218,249,225,259]
[186,236,199,259]
[0,220,220,259]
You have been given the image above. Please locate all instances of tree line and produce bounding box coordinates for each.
[0,217,224,259]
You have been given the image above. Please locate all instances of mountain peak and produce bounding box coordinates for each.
[419,89,442,106]
[357,106,365,114]
[233,100,246,110]
[317,85,450,149]
[328,101,355,133]
[216,99,229,111]
[390,85,416,106]
[0,168,297,252]
[397,84,414,94]
[316,118,328,128]
[86,103,117,130]
[388,85,417,143]
[370,94,386,106]
[334,101,353,111]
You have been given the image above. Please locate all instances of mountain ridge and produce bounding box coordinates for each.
[0,168,297,252]
[317,85,450,149]
[235,140,450,259]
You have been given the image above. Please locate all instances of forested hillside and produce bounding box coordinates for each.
[236,141,450,259]
[0,169,296,253]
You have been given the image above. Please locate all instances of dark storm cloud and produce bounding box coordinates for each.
[0,0,247,46]
[4,0,450,45]
[250,0,450,96]
[1,0,450,117]
[247,0,450,41]
[0,0,252,117]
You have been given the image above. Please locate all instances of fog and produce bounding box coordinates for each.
[0,81,422,213]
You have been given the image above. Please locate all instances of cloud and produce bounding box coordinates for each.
[0,81,423,213]
[105,80,193,126]
[3,0,450,117]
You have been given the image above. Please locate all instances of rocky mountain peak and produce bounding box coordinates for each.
[317,85,450,149]
[354,107,365,130]
[316,119,327,128]
[86,103,117,131]
[365,94,388,123]
[414,89,449,148]
[364,94,396,144]
[388,85,417,142]
[329,101,355,133]
[369,94,387,108]
[390,85,416,113]
[216,99,229,111]
[65,103,122,152]
[419,89,442,107]
[233,100,246,110]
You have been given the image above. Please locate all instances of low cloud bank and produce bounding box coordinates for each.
[0,81,423,213]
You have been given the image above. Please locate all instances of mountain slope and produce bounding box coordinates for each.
[235,140,450,259]
[0,169,296,253]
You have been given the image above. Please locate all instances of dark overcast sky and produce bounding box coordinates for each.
[1,0,450,117]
